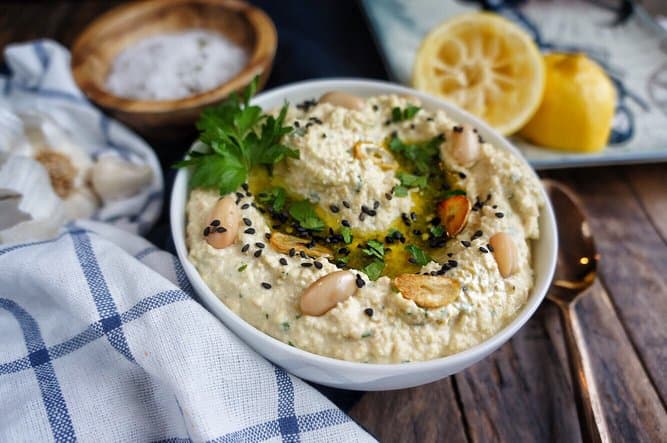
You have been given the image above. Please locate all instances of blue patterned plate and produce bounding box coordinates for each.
[360,0,667,169]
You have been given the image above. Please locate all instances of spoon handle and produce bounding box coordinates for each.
[558,303,610,443]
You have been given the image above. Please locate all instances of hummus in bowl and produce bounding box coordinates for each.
[171,79,557,389]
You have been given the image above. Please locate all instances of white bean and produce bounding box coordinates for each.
[319,91,365,111]
[448,124,480,166]
[300,271,357,316]
[205,195,241,249]
[489,232,518,278]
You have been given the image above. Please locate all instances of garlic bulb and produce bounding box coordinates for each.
[90,155,153,201]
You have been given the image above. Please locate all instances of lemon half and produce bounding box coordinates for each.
[413,12,545,135]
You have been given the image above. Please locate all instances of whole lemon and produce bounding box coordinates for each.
[519,53,617,152]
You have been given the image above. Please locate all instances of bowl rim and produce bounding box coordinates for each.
[170,78,558,373]
[71,0,277,114]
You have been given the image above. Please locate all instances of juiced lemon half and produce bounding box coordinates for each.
[413,12,545,135]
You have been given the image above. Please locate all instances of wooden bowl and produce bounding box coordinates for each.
[71,0,276,142]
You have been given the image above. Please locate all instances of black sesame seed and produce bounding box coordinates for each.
[294,121,300,128]
[235,192,244,200]
[255,242,265,249]
[314,261,323,269]
[384,119,391,126]
[301,262,313,268]
[448,259,458,267]
[241,244,250,252]
[479,246,489,253]
[492,205,498,209]
[364,308,374,317]
[410,212,417,221]
[410,123,416,130]
[210,219,221,227]
[359,213,366,221]
[385,192,393,201]
[254,249,263,258]
[342,219,351,227]
[487,244,494,252]
[458,172,467,179]
[412,229,422,236]
[243,218,252,226]
[261,282,271,289]
[330,204,340,213]
[244,228,256,234]
[322,133,327,139]
[453,125,463,133]
[495,212,505,218]
[473,230,483,239]
[336,261,347,269]
[342,200,351,209]
[373,200,380,209]
[203,227,210,236]
[279,258,288,266]
[241,183,249,191]
[265,233,272,240]
[289,248,296,257]
[372,105,379,111]
[408,257,416,264]
[300,251,307,259]
[216,227,227,233]
[461,240,471,248]
[241,203,250,210]
[427,117,434,122]
[355,274,366,288]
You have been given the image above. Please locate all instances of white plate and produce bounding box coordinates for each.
[170,78,558,390]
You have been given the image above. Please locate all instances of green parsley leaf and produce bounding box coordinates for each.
[397,172,428,189]
[389,133,443,174]
[362,240,384,260]
[443,189,467,198]
[406,244,431,266]
[363,260,385,281]
[174,77,299,195]
[281,321,290,331]
[341,226,353,244]
[288,200,325,231]
[391,105,421,122]
[361,330,373,338]
[258,186,287,212]
[393,186,408,197]
[237,263,248,272]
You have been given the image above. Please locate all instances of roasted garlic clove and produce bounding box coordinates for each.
[394,274,461,308]
[437,195,471,237]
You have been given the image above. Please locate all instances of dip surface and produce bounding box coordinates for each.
[107,30,247,101]
[186,94,544,363]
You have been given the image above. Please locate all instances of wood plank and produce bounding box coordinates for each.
[624,165,667,244]
[348,378,469,443]
[574,281,667,441]
[545,168,667,404]
[453,304,582,443]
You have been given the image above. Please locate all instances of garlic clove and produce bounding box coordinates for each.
[0,156,65,244]
[62,187,100,220]
[90,155,153,202]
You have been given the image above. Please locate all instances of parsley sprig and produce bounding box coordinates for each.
[174,79,299,195]
[391,105,421,122]
[388,133,443,174]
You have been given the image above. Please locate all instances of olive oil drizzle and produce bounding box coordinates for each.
[247,135,463,279]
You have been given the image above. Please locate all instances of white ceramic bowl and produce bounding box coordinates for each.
[170,78,558,391]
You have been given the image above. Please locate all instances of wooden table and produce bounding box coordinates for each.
[2,1,665,441]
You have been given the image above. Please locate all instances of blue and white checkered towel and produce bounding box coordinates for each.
[0,41,374,442]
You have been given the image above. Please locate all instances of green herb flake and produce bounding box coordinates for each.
[443,189,467,198]
[237,263,248,272]
[281,321,290,331]
[388,133,443,174]
[393,186,408,197]
[362,240,384,260]
[173,77,299,195]
[288,200,325,231]
[361,331,373,338]
[406,244,431,266]
[397,172,428,189]
[429,225,444,237]
[258,186,287,212]
[341,225,353,244]
[363,260,385,281]
[391,105,421,122]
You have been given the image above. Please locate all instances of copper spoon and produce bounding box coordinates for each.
[542,179,609,443]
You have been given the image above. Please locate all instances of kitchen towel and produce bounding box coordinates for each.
[0,41,374,442]
[0,221,374,442]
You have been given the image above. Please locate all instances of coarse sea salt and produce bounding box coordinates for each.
[106,29,248,101]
